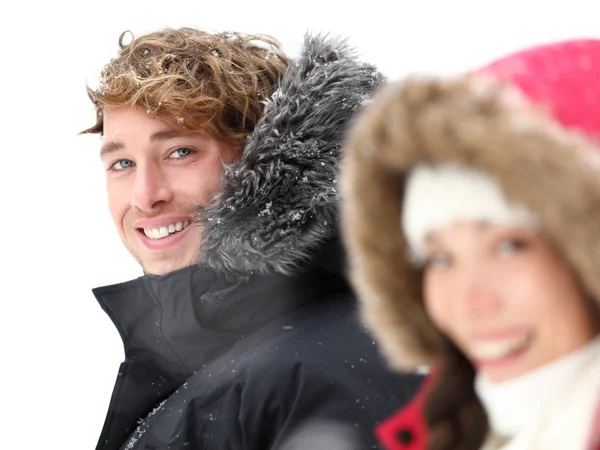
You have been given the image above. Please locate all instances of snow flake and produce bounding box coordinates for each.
[259,201,273,217]
[123,399,167,449]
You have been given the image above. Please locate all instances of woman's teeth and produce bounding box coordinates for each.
[470,334,530,360]
[143,220,190,239]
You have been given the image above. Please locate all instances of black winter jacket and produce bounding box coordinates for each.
[92,34,423,450]
[94,241,422,449]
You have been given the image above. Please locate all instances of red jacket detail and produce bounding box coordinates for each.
[375,372,437,450]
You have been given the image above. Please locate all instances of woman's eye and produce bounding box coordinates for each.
[110,160,134,171]
[169,148,193,159]
[425,253,453,270]
[497,238,528,257]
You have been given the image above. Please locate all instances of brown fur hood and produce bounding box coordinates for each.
[340,55,600,370]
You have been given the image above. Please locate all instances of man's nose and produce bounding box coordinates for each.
[131,163,174,211]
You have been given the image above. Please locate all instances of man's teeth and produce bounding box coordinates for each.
[470,334,530,360]
[143,220,190,239]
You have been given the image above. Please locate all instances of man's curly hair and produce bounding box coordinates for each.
[82,27,290,148]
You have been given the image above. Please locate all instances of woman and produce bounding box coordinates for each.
[340,39,600,450]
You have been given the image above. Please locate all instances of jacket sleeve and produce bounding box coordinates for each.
[237,356,424,450]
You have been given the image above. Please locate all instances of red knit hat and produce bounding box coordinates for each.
[475,39,600,145]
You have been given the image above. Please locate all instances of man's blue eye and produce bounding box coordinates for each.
[170,148,192,158]
[113,160,133,170]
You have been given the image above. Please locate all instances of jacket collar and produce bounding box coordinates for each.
[93,238,348,381]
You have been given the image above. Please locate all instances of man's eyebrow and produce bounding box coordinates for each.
[100,141,124,158]
[100,130,199,158]
[149,130,195,141]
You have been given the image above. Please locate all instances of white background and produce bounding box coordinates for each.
[1,0,598,447]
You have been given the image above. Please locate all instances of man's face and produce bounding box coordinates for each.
[101,107,239,275]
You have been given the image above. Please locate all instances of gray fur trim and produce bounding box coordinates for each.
[197,33,384,274]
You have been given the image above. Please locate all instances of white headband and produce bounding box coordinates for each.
[402,163,538,263]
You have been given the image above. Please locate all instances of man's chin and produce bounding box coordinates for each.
[123,232,201,276]
[129,246,199,275]
[140,257,198,276]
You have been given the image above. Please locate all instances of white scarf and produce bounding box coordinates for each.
[475,335,600,449]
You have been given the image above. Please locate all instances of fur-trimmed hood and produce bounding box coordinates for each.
[340,39,600,370]
[197,33,384,275]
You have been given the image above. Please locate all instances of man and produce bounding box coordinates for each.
[83,27,423,450]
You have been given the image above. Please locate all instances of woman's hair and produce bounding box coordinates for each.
[424,339,489,450]
[81,27,290,148]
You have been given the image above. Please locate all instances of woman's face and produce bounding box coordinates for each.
[423,222,599,383]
